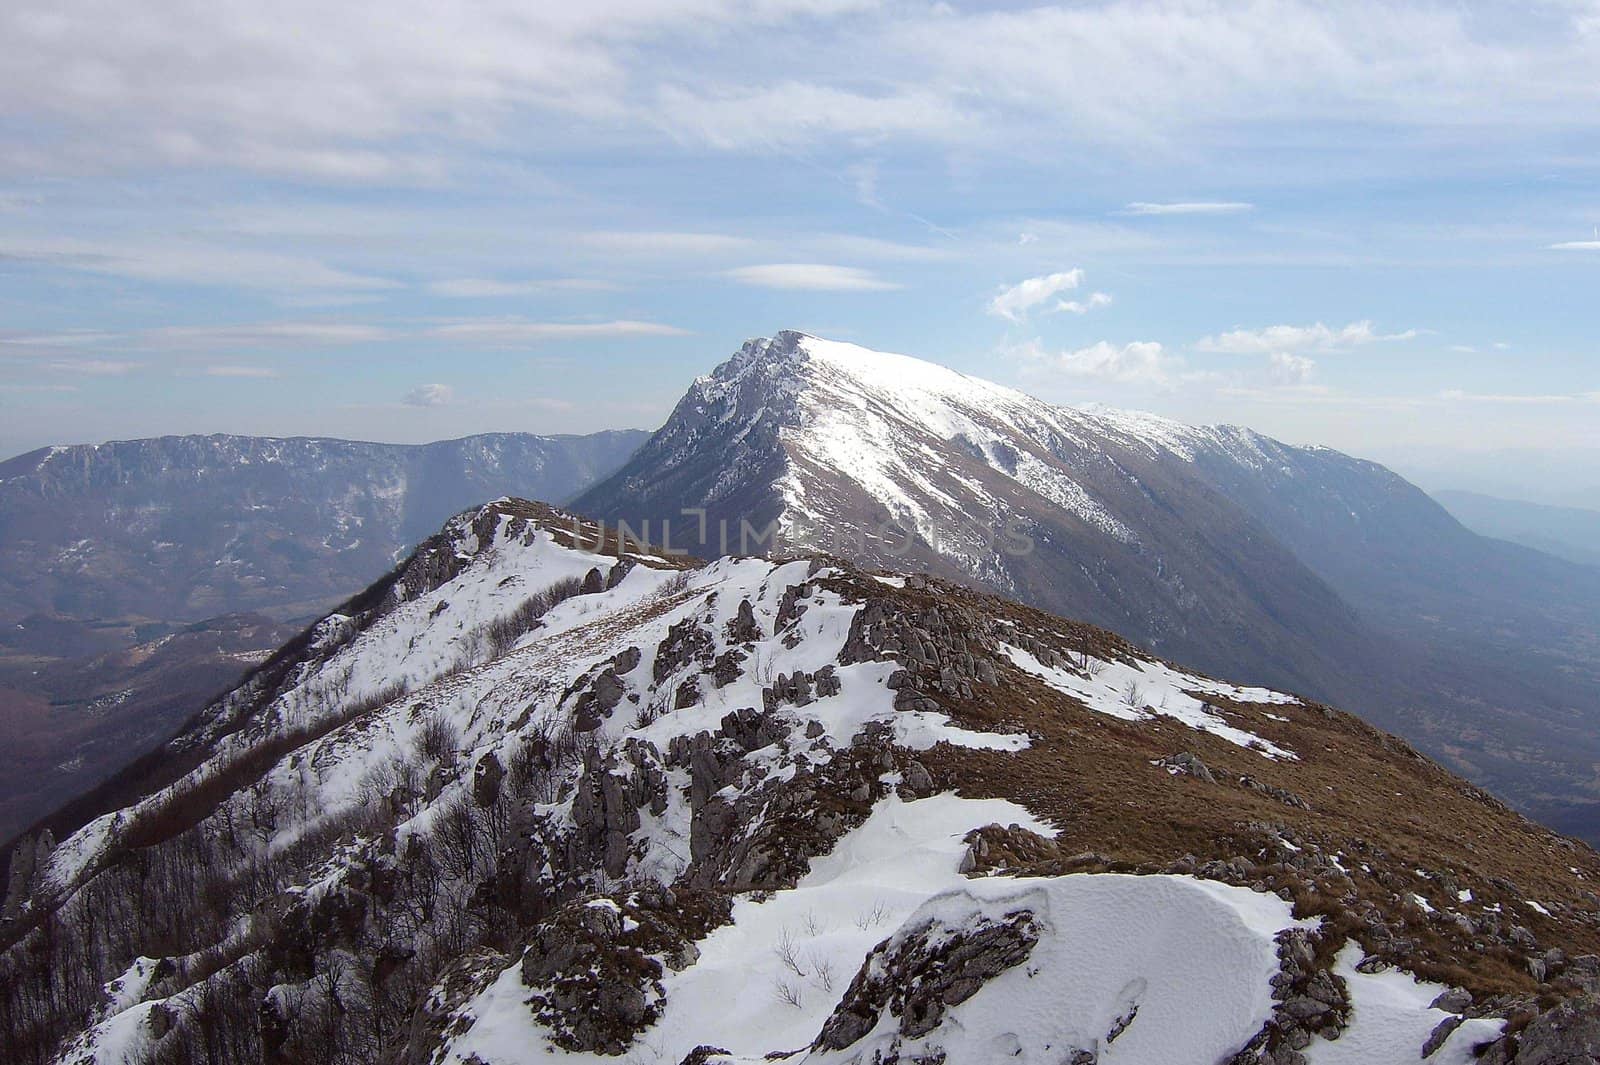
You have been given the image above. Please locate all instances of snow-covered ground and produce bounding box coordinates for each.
[1001,642,1298,757]
[438,793,1308,1065]
[1308,944,1502,1065]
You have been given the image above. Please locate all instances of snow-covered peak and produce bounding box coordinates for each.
[705,330,1230,459]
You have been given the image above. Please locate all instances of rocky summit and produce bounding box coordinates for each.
[4,499,1600,1064]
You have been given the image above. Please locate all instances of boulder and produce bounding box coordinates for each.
[814,909,1039,1052]
[1159,751,1217,784]
[1509,995,1600,1064]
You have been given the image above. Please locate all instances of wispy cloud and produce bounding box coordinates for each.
[1439,389,1600,405]
[428,278,619,298]
[656,82,973,151]
[44,359,139,376]
[801,235,955,263]
[1196,320,1417,355]
[988,270,1110,322]
[0,237,398,292]
[725,263,901,291]
[205,365,278,378]
[6,0,1600,185]
[1123,201,1254,216]
[428,319,690,344]
[0,329,120,350]
[1548,240,1600,251]
[3,321,392,353]
[0,383,78,394]
[581,231,757,258]
[148,322,392,348]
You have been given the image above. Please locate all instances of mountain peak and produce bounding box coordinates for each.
[574,333,1361,700]
[709,330,1023,410]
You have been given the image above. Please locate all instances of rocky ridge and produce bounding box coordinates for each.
[0,500,1597,1063]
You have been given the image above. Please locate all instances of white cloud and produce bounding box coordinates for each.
[725,263,901,291]
[1196,320,1417,355]
[1058,292,1113,315]
[1267,351,1316,386]
[1123,201,1254,216]
[428,319,690,344]
[403,383,454,407]
[1549,240,1600,250]
[1013,338,1181,388]
[428,278,618,297]
[988,270,1111,322]
[0,1,878,179]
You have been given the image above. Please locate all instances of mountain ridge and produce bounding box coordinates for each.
[575,330,1600,841]
[4,498,1597,1064]
[1433,489,1600,570]
[0,427,650,842]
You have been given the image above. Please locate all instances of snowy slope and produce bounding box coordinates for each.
[439,796,1312,1065]
[572,330,1372,707]
[6,499,1587,1065]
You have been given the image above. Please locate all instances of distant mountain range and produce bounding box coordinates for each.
[577,331,1600,841]
[0,429,647,841]
[0,429,649,625]
[1434,489,1600,570]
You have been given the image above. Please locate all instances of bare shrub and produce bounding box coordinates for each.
[471,575,587,662]
[434,794,487,878]
[853,899,892,931]
[775,929,808,977]
[414,712,462,766]
[809,953,836,994]
[774,979,804,1009]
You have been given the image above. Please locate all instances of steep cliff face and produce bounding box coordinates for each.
[4,500,1598,1065]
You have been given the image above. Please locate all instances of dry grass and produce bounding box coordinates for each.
[828,571,1600,1001]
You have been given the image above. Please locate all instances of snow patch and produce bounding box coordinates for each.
[1306,944,1502,1064]
[1001,644,1297,758]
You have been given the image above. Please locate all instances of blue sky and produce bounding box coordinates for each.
[2,0,1599,505]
